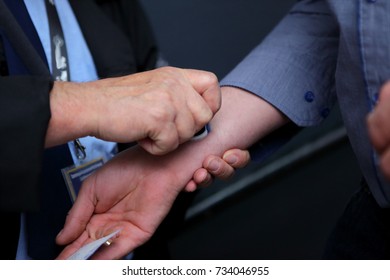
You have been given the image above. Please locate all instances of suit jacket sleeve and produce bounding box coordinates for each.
[70,0,159,78]
[0,76,51,212]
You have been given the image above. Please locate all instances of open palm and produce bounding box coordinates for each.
[56,145,189,259]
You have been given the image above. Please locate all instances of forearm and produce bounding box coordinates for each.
[160,86,289,184]
[45,81,96,148]
[207,86,289,152]
[178,86,289,162]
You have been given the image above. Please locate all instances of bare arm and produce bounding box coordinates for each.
[187,86,289,189]
[207,86,288,153]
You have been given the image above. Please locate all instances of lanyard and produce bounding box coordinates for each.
[45,0,69,81]
[45,0,86,159]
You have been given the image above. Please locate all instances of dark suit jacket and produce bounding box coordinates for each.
[0,0,158,259]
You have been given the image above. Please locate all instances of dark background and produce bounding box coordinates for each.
[139,0,362,259]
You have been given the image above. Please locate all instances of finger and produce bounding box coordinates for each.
[192,168,213,187]
[90,229,147,260]
[203,156,235,180]
[90,239,131,260]
[183,91,213,138]
[172,96,199,143]
[379,147,390,180]
[138,122,179,155]
[56,182,96,245]
[368,81,390,152]
[184,169,213,192]
[378,81,390,103]
[222,149,251,168]
[56,231,89,259]
[184,180,198,192]
[367,108,390,153]
[367,113,387,153]
[183,69,221,114]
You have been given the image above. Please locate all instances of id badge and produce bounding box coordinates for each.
[61,158,105,203]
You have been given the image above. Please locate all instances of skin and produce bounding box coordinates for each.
[45,66,221,155]
[56,86,288,259]
[184,148,251,192]
[367,81,390,179]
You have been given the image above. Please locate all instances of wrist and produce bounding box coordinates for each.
[46,81,95,147]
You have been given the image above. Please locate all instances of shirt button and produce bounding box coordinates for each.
[304,91,315,103]
[321,108,330,118]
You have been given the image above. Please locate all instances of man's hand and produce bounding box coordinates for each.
[54,145,250,259]
[367,81,390,179]
[46,67,221,155]
[53,144,249,259]
[55,144,207,259]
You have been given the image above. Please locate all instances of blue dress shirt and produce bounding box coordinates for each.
[221,0,390,208]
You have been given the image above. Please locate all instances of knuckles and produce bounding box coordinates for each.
[203,72,219,88]
[147,99,175,124]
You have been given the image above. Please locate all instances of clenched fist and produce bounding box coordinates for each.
[46,66,221,155]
